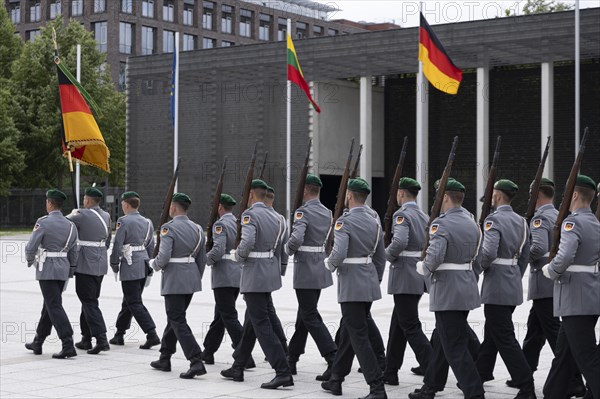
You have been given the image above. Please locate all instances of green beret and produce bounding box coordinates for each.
[266,186,275,194]
[398,177,421,191]
[85,187,103,198]
[220,193,237,206]
[251,179,269,190]
[575,175,596,191]
[347,177,371,194]
[121,191,140,200]
[46,189,67,201]
[539,177,555,187]
[434,178,465,193]
[172,192,192,205]
[306,174,323,187]
[494,179,519,193]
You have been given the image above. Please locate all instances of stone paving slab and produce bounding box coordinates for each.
[1,234,597,398]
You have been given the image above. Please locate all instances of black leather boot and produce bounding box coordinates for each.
[408,385,437,399]
[383,368,399,386]
[201,351,214,364]
[139,330,160,349]
[88,333,110,354]
[75,336,92,350]
[260,374,294,389]
[52,336,77,359]
[25,335,44,355]
[321,379,342,396]
[221,366,244,382]
[316,351,336,381]
[109,332,124,345]
[150,353,172,372]
[180,357,207,379]
[360,379,387,399]
[411,366,425,376]
[514,383,537,399]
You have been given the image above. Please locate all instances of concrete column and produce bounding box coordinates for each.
[416,66,429,211]
[360,76,373,206]
[541,62,554,179]
[476,66,490,221]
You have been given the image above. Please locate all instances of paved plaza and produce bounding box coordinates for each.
[1,233,594,398]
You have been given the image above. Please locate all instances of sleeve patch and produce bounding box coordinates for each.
[161,227,169,236]
[242,216,251,225]
[116,222,122,230]
[395,216,404,225]
[484,221,493,231]
[295,212,303,220]
[214,225,223,235]
[335,222,344,231]
[33,223,40,231]
[429,224,439,235]
[532,219,542,229]
[564,222,575,232]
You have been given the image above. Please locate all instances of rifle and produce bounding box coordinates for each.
[259,152,268,179]
[595,193,600,222]
[350,145,363,179]
[524,137,552,224]
[153,160,180,258]
[549,127,589,260]
[292,139,312,214]
[325,139,355,254]
[383,137,408,247]
[206,157,227,251]
[421,136,459,260]
[479,136,502,229]
[235,141,258,247]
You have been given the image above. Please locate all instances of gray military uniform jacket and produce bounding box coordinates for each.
[153,215,206,296]
[547,208,600,317]
[68,206,111,276]
[386,202,428,295]
[236,202,285,294]
[326,205,385,303]
[286,198,334,290]
[109,211,154,281]
[269,207,289,277]
[206,213,241,289]
[25,211,79,281]
[528,204,558,300]
[479,205,530,306]
[422,207,481,312]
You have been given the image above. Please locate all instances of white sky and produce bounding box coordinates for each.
[314,0,599,27]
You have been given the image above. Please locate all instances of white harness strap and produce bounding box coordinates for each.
[37,223,74,272]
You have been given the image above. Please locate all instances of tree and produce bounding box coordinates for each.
[506,0,574,16]
[9,17,125,190]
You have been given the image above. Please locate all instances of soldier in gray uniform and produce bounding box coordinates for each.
[201,194,244,364]
[108,191,160,349]
[542,175,600,399]
[25,189,79,359]
[286,174,337,375]
[149,193,207,379]
[475,179,536,399]
[220,179,293,389]
[383,177,431,385]
[321,178,387,399]
[68,187,112,355]
[411,178,484,399]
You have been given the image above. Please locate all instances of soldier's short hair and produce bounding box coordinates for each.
[538,185,555,199]
[265,191,275,201]
[47,198,64,209]
[252,187,267,201]
[305,184,320,196]
[351,190,369,204]
[402,188,419,198]
[221,203,234,212]
[446,191,465,205]
[498,190,517,202]
[172,200,190,212]
[87,195,101,205]
[574,186,595,203]
[123,197,140,209]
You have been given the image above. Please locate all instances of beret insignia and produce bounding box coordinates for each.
[564,222,575,232]
[430,224,439,235]
[532,219,542,229]
[485,221,493,231]
[396,216,404,225]
[335,222,344,231]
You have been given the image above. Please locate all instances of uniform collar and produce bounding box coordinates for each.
[222,212,235,219]
[349,205,368,213]
[402,201,417,209]
[305,198,320,205]
[49,210,63,216]
[496,204,512,212]
[128,210,140,216]
[572,207,592,215]
[537,203,554,212]
[173,215,189,221]
[252,202,266,208]
[443,207,462,215]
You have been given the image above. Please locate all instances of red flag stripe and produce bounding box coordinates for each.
[288,65,321,113]
[419,27,462,83]
[59,84,93,115]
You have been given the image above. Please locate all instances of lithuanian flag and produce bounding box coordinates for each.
[418,13,463,95]
[57,62,110,172]
[287,34,321,113]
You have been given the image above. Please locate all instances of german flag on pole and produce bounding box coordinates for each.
[419,13,463,95]
[287,34,321,113]
[57,62,110,172]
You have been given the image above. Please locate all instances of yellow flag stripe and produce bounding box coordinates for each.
[418,44,461,95]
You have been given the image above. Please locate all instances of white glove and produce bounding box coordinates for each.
[114,272,119,282]
[66,209,78,219]
[233,250,242,263]
[542,264,551,279]
[144,274,152,288]
[149,259,160,271]
[324,257,334,272]
[416,261,425,276]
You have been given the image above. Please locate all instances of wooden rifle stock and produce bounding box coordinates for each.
[235,142,258,247]
[479,136,502,228]
[153,160,180,258]
[421,137,459,260]
[549,127,589,260]
[350,145,363,179]
[292,139,312,215]
[524,137,552,224]
[206,157,227,251]
[383,137,408,247]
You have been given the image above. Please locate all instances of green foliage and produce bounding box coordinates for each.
[507,0,574,16]
[0,7,22,79]
[0,86,25,195]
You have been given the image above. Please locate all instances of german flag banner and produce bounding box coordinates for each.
[419,13,463,95]
[57,61,110,172]
[287,34,321,113]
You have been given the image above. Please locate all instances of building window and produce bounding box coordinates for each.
[313,25,322,36]
[277,18,286,41]
[221,5,233,34]
[183,2,194,26]
[221,40,234,47]
[121,0,133,14]
[239,9,252,38]
[119,22,133,54]
[27,29,41,42]
[119,62,126,92]
[327,28,338,36]
[182,33,195,51]
[142,0,154,18]
[93,21,107,52]
[94,0,105,13]
[10,5,21,24]
[71,0,83,16]
[202,37,215,49]
[202,2,214,30]
[29,1,41,22]
[259,14,270,41]
[50,0,61,19]
[163,30,175,53]
[163,0,174,22]
[296,21,306,39]
[141,26,155,55]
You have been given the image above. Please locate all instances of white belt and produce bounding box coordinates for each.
[493,258,517,266]
[78,240,106,247]
[44,252,68,258]
[437,263,471,271]
[221,254,236,260]
[567,265,598,273]
[128,245,146,252]
[298,245,325,253]
[345,256,372,264]
[170,257,195,263]
[399,250,421,257]
[248,251,274,259]
[121,244,146,266]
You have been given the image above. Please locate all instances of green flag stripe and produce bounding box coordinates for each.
[287,49,302,77]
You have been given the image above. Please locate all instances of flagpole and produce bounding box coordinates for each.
[75,44,81,208]
[416,3,429,211]
[174,32,180,192]
[286,18,292,229]
[574,0,580,154]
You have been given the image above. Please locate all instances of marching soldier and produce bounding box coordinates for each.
[220,179,293,389]
[383,177,431,385]
[68,187,112,355]
[411,178,484,399]
[24,189,79,359]
[149,193,207,379]
[542,175,600,399]
[475,179,536,399]
[108,191,160,349]
[285,174,337,376]
[321,178,387,399]
[201,194,244,364]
